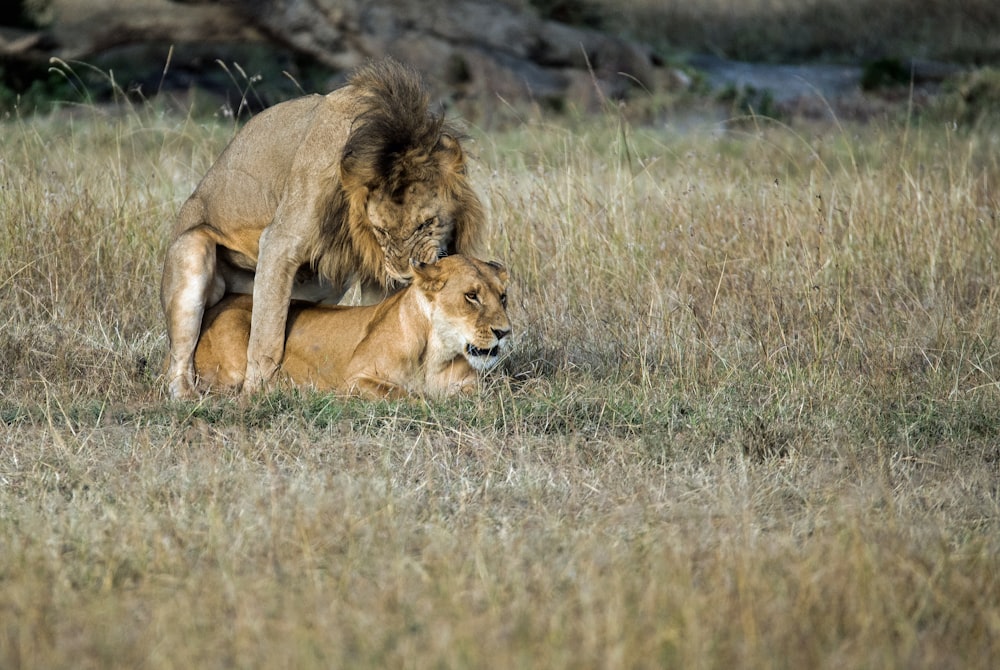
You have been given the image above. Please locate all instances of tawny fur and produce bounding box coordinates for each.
[193,255,511,400]
[161,58,484,399]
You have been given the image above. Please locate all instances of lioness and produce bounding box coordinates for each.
[161,58,484,399]
[193,255,511,399]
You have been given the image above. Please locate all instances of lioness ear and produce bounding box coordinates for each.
[410,258,430,276]
[486,260,509,283]
[411,258,446,292]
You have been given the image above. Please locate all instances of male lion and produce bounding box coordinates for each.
[193,255,511,399]
[161,58,484,399]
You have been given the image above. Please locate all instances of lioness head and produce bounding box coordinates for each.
[411,255,512,371]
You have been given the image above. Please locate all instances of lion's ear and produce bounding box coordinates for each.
[341,149,377,191]
[436,134,465,173]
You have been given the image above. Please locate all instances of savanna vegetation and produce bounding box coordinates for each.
[3,3,1000,665]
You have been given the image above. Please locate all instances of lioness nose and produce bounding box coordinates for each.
[492,327,510,341]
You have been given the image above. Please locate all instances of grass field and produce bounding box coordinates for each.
[2,93,1000,668]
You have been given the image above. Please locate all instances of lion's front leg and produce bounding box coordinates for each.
[161,227,224,399]
[242,226,303,397]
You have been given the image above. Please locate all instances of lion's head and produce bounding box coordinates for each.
[411,255,512,371]
[330,59,484,289]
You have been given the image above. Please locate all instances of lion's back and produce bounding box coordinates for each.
[191,95,330,216]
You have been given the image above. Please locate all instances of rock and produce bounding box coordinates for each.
[5,0,675,120]
[47,0,259,58]
[689,55,863,105]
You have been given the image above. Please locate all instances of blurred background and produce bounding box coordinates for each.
[2,0,999,124]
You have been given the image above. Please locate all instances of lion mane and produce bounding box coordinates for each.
[316,59,483,289]
[160,58,486,399]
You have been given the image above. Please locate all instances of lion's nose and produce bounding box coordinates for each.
[492,327,510,341]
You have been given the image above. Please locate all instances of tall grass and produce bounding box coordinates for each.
[2,96,999,667]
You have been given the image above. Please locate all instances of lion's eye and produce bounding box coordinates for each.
[418,217,435,232]
[500,293,507,308]
[372,225,387,237]
[465,291,479,304]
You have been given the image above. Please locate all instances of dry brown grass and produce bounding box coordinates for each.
[2,98,1000,668]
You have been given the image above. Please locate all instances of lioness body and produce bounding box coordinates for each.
[194,255,511,399]
[161,58,484,399]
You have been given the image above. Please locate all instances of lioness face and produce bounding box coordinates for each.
[367,181,456,284]
[413,256,512,371]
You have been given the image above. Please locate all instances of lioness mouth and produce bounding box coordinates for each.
[466,344,500,358]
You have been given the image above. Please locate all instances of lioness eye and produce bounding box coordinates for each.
[500,293,507,307]
[465,291,479,303]
[418,217,434,232]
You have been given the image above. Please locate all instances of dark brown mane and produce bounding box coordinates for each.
[318,58,484,286]
[342,58,459,193]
